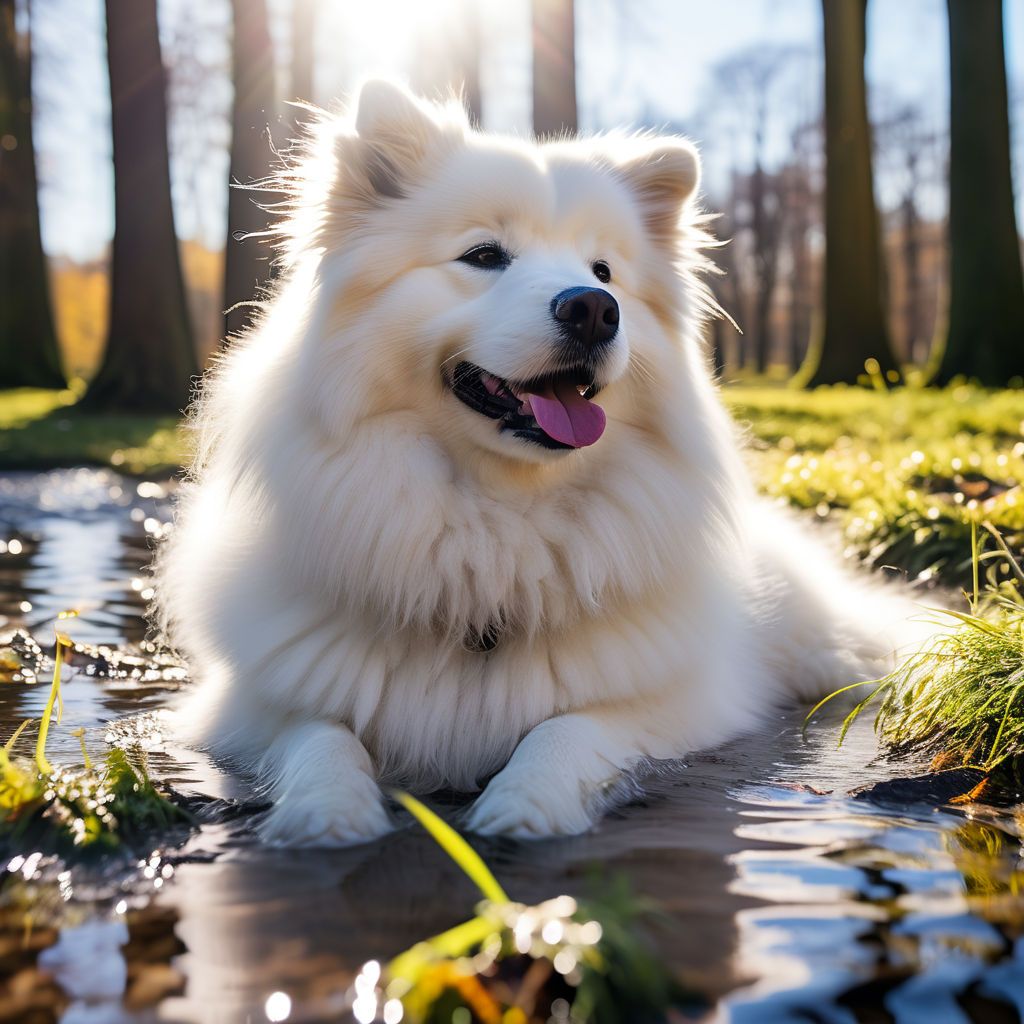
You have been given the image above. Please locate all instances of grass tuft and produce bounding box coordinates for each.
[0,613,191,856]
[379,792,692,1022]
[810,523,1024,794]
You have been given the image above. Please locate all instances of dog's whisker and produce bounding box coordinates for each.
[628,352,658,388]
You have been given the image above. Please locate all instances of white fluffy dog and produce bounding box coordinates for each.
[157,80,914,846]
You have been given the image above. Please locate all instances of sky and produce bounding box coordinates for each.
[27,0,1024,263]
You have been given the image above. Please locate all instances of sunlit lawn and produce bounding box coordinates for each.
[724,383,1024,590]
[0,388,187,476]
[2,383,1023,591]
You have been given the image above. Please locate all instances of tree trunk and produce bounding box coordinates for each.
[801,0,898,386]
[748,106,783,375]
[717,186,748,369]
[783,120,818,374]
[933,0,1024,385]
[708,316,726,378]
[901,187,923,363]
[0,0,64,389]
[750,159,769,373]
[787,169,813,372]
[751,165,784,374]
[531,0,576,137]
[225,0,278,340]
[82,0,196,412]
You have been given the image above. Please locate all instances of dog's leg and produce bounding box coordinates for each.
[256,719,392,847]
[465,709,667,838]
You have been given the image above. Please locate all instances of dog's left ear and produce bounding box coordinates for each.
[349,79,461,200]
[615,138,701,241]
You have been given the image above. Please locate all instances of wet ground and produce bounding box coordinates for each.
[1,468,1023,1024]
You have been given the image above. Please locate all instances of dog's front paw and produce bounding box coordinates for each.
[465,769,595,839]
[259,772,392,848]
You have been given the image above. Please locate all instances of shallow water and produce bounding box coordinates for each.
[1,468,1023,1024]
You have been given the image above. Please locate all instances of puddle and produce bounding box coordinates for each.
[1,468,1023,1023]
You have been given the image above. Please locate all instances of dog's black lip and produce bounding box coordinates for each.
[446,360,601,450]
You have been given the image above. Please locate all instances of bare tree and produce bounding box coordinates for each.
[802,0,898,386]
[0,0,63,389]
[164,0,231,360]
[787,117,823,371]
[581,0,657,131]
[83,0,197,412]
[894,114,926,364]
[781,151,816,371]
[224,0,278,340]
[704,45,817,373]
[711,198,747,371]
[934,0,1024,385]
[532,0,576,136]
[874,102,940,365]
[165,0,231,238]
[748,167,785,373]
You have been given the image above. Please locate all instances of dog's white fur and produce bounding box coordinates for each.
[157,81,916,846]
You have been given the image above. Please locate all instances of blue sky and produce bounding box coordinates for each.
[30,0,1024,262]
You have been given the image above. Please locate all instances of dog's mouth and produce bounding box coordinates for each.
[447,362,607,450]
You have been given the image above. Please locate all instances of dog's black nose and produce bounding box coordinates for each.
[551,287,619,348]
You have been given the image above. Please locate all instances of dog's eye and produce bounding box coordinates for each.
[592,260,612,284]
[458,243,513,271]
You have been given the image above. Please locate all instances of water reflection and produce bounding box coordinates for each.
[724,783,1024,1021]
[0,469,1023,1023]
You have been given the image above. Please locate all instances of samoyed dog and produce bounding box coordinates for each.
[157,80,915,847]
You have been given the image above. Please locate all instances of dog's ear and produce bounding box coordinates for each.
[614,137,701,241]
[347,80,456,201]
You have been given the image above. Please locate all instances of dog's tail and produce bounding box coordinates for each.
[747,501,944,703]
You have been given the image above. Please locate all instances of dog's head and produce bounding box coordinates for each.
[280,80,710,468]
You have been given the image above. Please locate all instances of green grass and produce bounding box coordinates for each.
[872,600,1024,773]
[0,388,187,475]
[372,793,688,1023]
[808,535,1024,798]
[724,383,1024,589]
[4,382,1024,591]
[0,618,191,856]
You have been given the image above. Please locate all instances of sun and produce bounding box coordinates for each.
[318,0,465,82]
[335,0,459,36]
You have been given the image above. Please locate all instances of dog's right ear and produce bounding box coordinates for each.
[613,137,701,244]
[345,80,456,201]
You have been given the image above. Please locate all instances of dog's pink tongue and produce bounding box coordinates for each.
[524,381,606,448]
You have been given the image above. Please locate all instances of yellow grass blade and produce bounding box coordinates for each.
[802,678,883,737]
[971,518,979,614]
[35,611,77,776]
[387,914,498,988]
[391,790,508,904]
[4,719,33,753]
[70,728,92,771]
